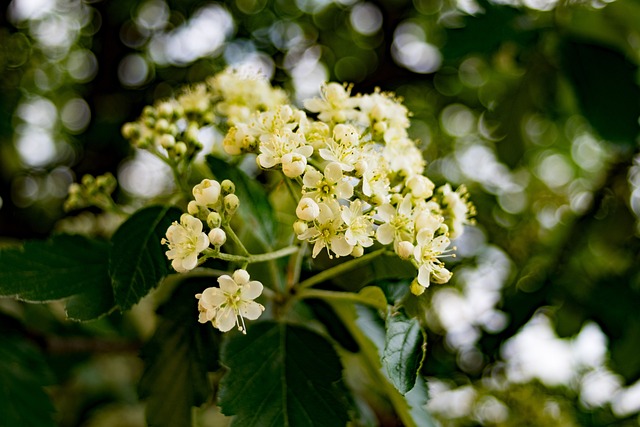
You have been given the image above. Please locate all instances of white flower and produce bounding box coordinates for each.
[192,179,221,207]
[304,82,357,123]
[396,240,414,260]
[302,162,353,202]
[341,200,374,247]
[413,221,452,289]
[256,128,313,171]
[296,198,320,221]
[162,214,210,273]
[376,195,414,246]
[297,201,352,258]
[318,124,360,171]
[196,269,265,334]
[440,184,473,239]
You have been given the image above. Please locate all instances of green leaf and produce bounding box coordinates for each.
[561,38,640,145]
[218,321,352,427]
[65,282,115,321]
[109,205,181,310]
[382,309,426,395]
[0,318,56,427]
[0,234,110,301]
[139,278,221,427]
[330,301,437,427]
[206,155,276,247]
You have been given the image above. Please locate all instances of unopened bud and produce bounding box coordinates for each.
[157,102,174,118]
[223,194,239,215]
[174,142,187,156]
[221,179,235,195]
[351,245,364,258]
[208,228,226,247]
[159,134,175,149]
[282,153,307,178]
[293,220,307,235]
[396,241,414,260]
[207,211,222,229]
[410,279,426,296]
[187,201,199,215]
[296,198,319,221]
[193,179,221,206]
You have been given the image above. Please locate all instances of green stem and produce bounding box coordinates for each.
[199,245,300,266]
[152,151,191,201]
[283,175,300,204]
[297,248,388,290]
[287,242,307,290]
[223,224,250,257]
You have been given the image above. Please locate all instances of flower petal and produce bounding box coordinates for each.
[241,280,263,300]
[239,301,264,320]
[218,275,239,293]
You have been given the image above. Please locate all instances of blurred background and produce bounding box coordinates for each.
[1,0,640,425]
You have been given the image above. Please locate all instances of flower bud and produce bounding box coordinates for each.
[296,198,319,221]
[155,118,170,133]
[223,194,240,215]
[207,211,222,229]
[121,122,139,139]
[293,220,308,235]
[396,241,414,260]
[232,269,251,284]
[193,179,221,206]
[407,175,435,199]
[187,201,199,215]
[351,245,364,258]
[208,228,226,247]
[410,279,426,296]
[157,102,174,118]
[159,134,175,149]
[221,179,235,195]
[174,142,187,156]
[282,153,307,178]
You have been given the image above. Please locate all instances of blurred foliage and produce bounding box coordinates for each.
[1,0,640,425]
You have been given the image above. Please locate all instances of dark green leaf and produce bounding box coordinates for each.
[206,155,276,247]
[0,234,110,303]
[0,323,55,427]
[382,309,426,395]
[218,321,352,427]
[561,39,640,145]
[139,278,221,427]
[109,205,181,310]
[65,282,115,321]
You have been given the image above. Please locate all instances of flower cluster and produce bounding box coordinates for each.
[196,269,264,334]
[64,172,118,212]
[220,81,474,294]
[161,178,239,272]
[131,67,476,333]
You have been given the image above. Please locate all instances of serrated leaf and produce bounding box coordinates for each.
[382,309,426,395]
[561,38,640,144]
[139,279,221,427]
[218,321,352,427]
[109,205,181,310]
[206,155,276,247]
[0,320,56,427]
[0,234,110,303]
